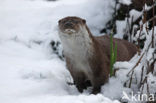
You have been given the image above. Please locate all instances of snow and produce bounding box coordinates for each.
[1,0,155,103]
[119,0,132,5]
[0,0,120,103]
[115,20,127,39]
[129,9,142,22]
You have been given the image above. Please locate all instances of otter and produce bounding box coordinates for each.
[58,16,137,94]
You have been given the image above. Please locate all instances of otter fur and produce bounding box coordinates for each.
[58,16,137,94]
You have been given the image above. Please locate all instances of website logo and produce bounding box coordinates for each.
[122,91,155,102]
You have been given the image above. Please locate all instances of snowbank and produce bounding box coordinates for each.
[0,0,120,103]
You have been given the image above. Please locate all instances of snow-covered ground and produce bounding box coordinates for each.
[0,0,122,103]
[1,0,155,103]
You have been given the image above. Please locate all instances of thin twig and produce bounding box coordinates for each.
[139,66,144,88]
[127,52,145,76]
[146,80,150,98]
[129,70,134,88]
[152,0,155,48]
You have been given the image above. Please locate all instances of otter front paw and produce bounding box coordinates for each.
[76,85,84,93]
[91,87,101,94]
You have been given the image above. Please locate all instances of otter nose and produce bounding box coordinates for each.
[64,22,73,27]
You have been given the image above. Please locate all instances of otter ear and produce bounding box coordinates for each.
[82,19,86,24]
[58,20,61,24]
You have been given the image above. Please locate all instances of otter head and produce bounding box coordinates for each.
[58,16,93,53]
[58,16,86,35]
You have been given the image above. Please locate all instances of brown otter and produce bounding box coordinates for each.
[58,16,137,94]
